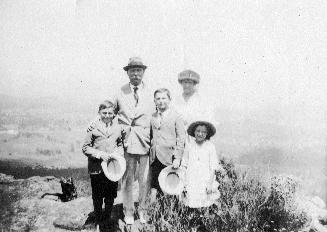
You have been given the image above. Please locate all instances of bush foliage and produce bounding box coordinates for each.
[143,158,308,232]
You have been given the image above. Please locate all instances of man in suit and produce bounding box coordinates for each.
[113,57,154,225]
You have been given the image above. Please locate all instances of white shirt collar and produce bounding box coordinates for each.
[129,82,144,91]
[97,118,113,127]
[158,108,170,117]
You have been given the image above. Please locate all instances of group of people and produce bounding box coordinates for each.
[82,57,220,229]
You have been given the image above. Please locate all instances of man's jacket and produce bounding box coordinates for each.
[114,83,154,155]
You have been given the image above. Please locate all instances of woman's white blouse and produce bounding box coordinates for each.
[173,92,206,127]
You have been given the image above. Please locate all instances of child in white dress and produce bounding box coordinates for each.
[181,121,220,208]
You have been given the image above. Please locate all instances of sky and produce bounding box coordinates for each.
[0,0,326,125]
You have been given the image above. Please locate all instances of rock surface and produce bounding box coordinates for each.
[52,197,93,230]
[1,173,143,231]
[0,173,15,183]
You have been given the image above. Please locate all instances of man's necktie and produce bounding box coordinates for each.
[133,86,139,107]
[158,111,162,128]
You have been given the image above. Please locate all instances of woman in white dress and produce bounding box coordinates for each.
[181,121,220,208]
[173,70,205,128]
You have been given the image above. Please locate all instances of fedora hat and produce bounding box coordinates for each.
[123,57,147,71]
[187,121,216,139]
[158,166,185,195]
[178,69,200,84]
[101,153,126,182]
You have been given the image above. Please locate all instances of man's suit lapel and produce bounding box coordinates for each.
[133,83,148,116]
[121,84,136,115]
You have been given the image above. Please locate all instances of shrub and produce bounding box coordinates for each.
[145,158,308,232]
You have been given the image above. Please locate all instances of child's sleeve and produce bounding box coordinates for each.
[86,118,98,133]
[174,114,186,160]
[82,129,102,160]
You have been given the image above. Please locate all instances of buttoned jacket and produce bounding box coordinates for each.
[150,109,186,166]
[82,118,124,174]
[114,82,154,155]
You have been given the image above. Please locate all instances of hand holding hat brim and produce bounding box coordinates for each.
[101,153,126,182]
[158,165,185,195]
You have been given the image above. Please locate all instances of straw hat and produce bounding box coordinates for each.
[158,166,185,195]
[187,121,216,139]
[101,153,126,182]
[178,69,200,84]
[123,57,147,71]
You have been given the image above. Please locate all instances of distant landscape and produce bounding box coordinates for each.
[0,93,326,231]
[0,93,326,198]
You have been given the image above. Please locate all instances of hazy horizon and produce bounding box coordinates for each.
[0,0,326,131]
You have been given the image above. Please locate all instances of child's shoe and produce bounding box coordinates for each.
[150,188,157,204]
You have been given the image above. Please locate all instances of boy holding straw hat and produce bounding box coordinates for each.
[82,100,124,229]
[149,88,186,198]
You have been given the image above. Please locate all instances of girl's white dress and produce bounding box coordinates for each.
[182,139,218,208]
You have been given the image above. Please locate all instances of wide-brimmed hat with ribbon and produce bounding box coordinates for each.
[178,69,200,84]
[101,153,126,182]
[158,165,185,195]
[123,57,147,71]
[187,120,216,139]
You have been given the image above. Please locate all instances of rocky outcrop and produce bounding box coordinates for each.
[0,174,87,231]
[1,174,143,231]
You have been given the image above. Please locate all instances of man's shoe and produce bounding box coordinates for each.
[139,211,147,224]
[95,224,100,232]
[150,188,157,204]
[124,216,134,225]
